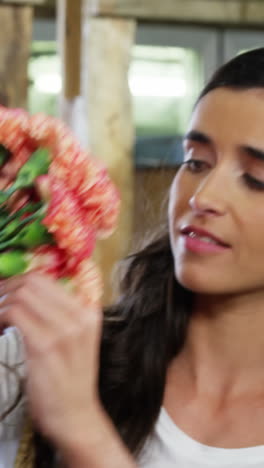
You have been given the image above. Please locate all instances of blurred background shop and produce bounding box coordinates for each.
[2,0,264,301]
[30,18,264,165]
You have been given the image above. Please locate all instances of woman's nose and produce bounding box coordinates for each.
[189,176,227,217]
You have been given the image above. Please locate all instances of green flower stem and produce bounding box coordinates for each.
[0,205,46,243]
[0,148,51,204]
[0,216,53,250]
[0,202,42,231]
[0,250,28,277]
[0,145,11,166]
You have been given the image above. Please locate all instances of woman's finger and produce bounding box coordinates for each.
[0,272,82,323]
[0,275,25,294]
[0,273,103,360]
[0,285,66,334]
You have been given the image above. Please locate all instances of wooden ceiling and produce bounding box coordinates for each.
[0,0,55,16]
[34,0,55,17]
[0,0,47,4]
[84,0,264,25]
[3,0,263,24]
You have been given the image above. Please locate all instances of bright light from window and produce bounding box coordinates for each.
[35,74,62,94]
[129,76,187,98]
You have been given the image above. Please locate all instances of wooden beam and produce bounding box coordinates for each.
[34,0,55,18]
[0,0,45,4]
[84,0,264,25]
[80,17,136,304]
[57,3,134,306]
[58,0,81,99]
[0,5,33,108]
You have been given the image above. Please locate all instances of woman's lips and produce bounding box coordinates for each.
[180,226,231,254]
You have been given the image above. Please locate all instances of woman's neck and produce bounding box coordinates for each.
[170,290,264,400]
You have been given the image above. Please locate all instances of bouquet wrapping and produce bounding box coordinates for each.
[0,107,120,309]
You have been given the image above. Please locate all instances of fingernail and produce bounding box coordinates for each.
[0,294,7,304]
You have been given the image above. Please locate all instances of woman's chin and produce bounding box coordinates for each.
[176,270,222,295]
[179,281,231,296]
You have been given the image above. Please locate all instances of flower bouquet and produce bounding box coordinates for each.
[0,107,120,309]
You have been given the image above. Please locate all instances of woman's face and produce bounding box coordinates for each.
[169,88,264,295]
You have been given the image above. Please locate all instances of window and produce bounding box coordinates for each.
[133,24,218,166]
[28,41,61,116]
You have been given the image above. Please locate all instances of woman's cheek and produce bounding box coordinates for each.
[169,172,191,218]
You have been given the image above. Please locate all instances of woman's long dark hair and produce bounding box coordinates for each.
[32,47,264,465]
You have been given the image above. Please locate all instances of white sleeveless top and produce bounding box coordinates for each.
[138,408,264,468]
[0,328,26,468]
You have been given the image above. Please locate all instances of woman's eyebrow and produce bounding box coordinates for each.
[242,145,264,161]
[183,130,212,145]
[183,134,264,162]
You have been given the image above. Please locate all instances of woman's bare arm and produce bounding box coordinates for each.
[0,273,137,468]
[62,410,137,468]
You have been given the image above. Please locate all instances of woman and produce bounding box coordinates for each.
[2,46,264,467]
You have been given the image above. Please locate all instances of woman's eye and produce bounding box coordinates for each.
[182,159,209,173]
[243,173,264,191]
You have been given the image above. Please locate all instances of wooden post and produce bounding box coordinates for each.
[58,1,136,304]
[0,4,33,108]
[83,17,135,304]
[57,0,81,100]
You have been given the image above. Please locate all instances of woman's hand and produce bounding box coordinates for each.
[0,272,137,467]
[0,272,102,440]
